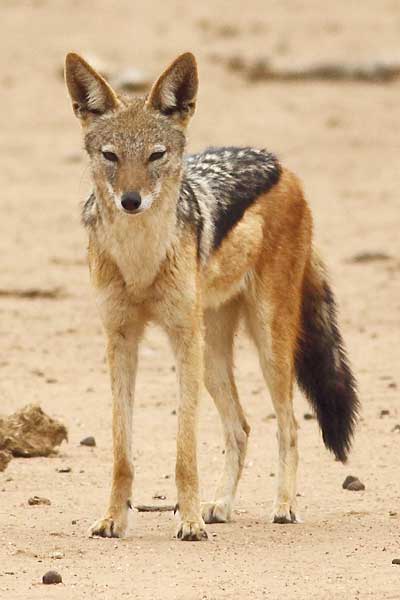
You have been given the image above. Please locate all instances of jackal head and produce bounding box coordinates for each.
[65,52,198,216]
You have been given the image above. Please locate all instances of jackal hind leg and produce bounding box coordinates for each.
[245,295,300,524]
[202,300,250,524]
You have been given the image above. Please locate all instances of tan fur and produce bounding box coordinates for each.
[65,52,314,540]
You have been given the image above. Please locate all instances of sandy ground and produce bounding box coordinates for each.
[1,1,400,598]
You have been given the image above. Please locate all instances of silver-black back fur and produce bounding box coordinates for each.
[179,147,281,260]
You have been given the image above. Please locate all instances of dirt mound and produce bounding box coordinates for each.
[0,404,67,470]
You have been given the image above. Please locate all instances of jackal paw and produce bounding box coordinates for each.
[89,513,128,538]
[176,519,208,541]
[202,500,232,524]
[272,503,300,524]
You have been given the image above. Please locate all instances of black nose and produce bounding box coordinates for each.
[121,191,141,212]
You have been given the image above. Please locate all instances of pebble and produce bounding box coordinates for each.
[348,251,391,264]
[56,466,71,473]
[347,480,365,491]
[303,413,316,420]
[391,424,400,433]
[42,570,62,584]
[80,436,96,447]
[342,475,365,491]
[28,496,51,506]
[380,409,390,418]
[49,551,64,559]
[392,558,400,565]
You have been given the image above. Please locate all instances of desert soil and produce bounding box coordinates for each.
[1,1,400,598]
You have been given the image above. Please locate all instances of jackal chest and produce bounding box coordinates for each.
[96,219,171,301]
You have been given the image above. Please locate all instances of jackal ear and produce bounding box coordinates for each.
[65,53,120,121]
[146,53,198,126]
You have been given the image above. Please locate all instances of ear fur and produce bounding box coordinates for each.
[146,52,198,125]
[65,53,119,120]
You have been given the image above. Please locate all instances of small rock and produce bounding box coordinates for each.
[71,520,77,525]
[80,436,96,447]
[56,466,71,473]
[32,369,45,377]
[343,475,365,491]
[49,551,64,559]
[153,493,167,500]
[343,475,357,488]
[391,424,400,433]
[303,413,315,420]
[392,558,400,565]
[348,251,391,264]
[380,409,390,418]
[28,496,51,506]
[389,511,397,517]
[42,570,62,584]
[388,382,397,389]
[347,480,365,491]
[171,409,177,416]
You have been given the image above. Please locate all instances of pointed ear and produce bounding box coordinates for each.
[65,53,120,120]
[146,53,198,126]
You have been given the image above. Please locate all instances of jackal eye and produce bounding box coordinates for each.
[149,149,166,162]
[102,150,118,163]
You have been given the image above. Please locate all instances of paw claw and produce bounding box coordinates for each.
[89,515,127,538]
[176,519,207,542]
[272,507,300,524]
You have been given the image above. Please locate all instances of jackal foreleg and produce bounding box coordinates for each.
[168,326,207,541]
[90,322,142,538]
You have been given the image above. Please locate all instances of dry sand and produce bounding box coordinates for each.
[0,1,399,598]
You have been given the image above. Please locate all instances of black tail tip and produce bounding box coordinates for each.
[318,381,360,464]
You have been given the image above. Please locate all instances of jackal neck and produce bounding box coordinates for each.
[90,186,179,299]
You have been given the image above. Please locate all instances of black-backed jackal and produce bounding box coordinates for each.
[65,52,359,541]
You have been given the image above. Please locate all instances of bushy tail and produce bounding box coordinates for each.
[295,252,359,463]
